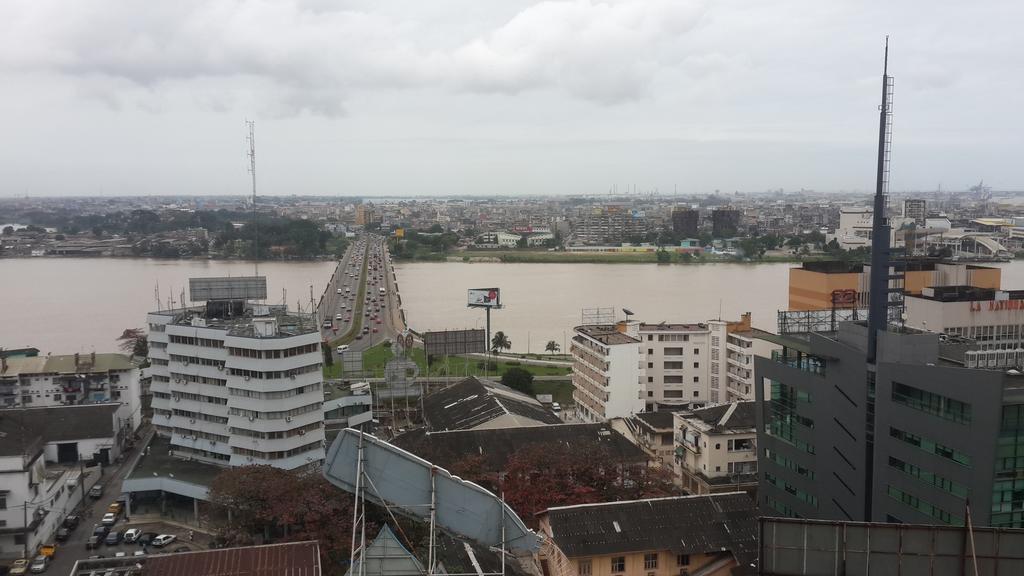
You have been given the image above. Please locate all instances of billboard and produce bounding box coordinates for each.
[189,276,267,302]
[423,329,487,357]
[341,350,363,374]
[467,288,501,308]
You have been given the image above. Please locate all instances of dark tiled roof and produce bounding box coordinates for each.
[394,423,647,472]
[686,402,756,432]
[544,493,757,568]
[0,404,119,456]
[143,541,321,576]
[574,325,640,345]
[634,410,679,430]
[421,377,561,431]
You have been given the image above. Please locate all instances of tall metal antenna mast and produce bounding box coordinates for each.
[866,37,895,364]
[247,120,259,279]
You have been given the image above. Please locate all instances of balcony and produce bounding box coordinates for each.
[771,349,826,376]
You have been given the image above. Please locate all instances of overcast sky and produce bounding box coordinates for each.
[0,0,1020,197]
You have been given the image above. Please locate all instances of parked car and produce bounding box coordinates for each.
[9,559,28,575]
[63,515,80,529]
[336,344,349,354]
[88,484,104,499]
[122,528,142,543]
[106,502,122,516]
[151,534,176,548]
[92,525,110,537]
[55,527,71,542]
[551,402,562,412]
[29,555,48,574]
[104,531,121,546]
[100,513,117,526]
[86,535,103,550]
[137,532,159,546]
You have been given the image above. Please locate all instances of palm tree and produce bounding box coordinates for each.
[491,331,512,354]
[545,340,560,355]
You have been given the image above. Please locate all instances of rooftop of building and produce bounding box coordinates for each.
[420,376,562,432]
[633,410,680,430]
[128,435,224,487]
[542,492,757,568]
[911,285,1024,303]
[151,303,318,338]
[0,352,135,377]
[70,540,321,576]
[678,402,756,433]
[574,325,640,345]
[394,422,647,472]
[638,322,707,332]
[0,403,121,457]
[796,258,998,275]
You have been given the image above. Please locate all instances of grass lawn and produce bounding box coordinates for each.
[532,379,574,405]
[346,343,572,379]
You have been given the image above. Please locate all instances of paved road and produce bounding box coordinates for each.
[319,237,364,342]
[46,436,145,574]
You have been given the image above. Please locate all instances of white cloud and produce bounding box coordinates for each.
[0,0,709,113]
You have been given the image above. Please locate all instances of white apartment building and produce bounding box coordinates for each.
[673,402,757,496]
[637,323,709,409]
[707,315,780,404]
[573,315,778,420]
[0,352,141,432]
[571,324,643,422]
[147,302,326,471]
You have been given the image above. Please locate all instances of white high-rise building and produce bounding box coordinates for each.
[147,283,326,471]
[570,324,643,422]
[572,314,779,419]
[637,323,710,408]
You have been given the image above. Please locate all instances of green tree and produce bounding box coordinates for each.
[656,249,672,263]
[491,331,512,353]
[545,340,560,355]
[501,367,535,395]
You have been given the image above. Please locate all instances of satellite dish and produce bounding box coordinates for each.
[623,308,634,316]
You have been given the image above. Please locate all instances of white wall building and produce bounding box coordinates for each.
[673,402,757,495]
[147,304,326,472]
[0,353,141,432]
[496,232,521,248]
[570,324,643,422]
[708,316,781,404]
[637,323,710,408]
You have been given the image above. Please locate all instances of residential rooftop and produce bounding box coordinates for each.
[0,353,135,378]
[420,376,561,432]
[574,325,640,345]
[395,422,647,472]
[542,492,757,568]
[638,322,707,332]
[70,540,321,576]
[0,403,121,457]
[678,402,756,433]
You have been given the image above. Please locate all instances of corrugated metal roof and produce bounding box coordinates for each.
[144,540,320,576]
[544,493,757,567]
[0,353,134,377]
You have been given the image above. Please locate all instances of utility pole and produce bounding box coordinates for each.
[246,120,259,277]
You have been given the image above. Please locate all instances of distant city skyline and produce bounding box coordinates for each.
[1,0,1022,197]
